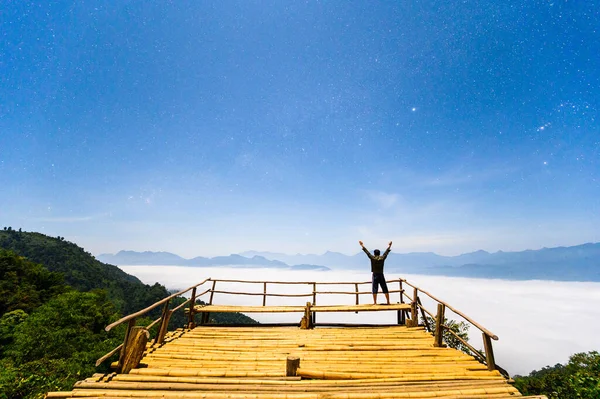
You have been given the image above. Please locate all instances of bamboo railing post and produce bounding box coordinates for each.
[398,281,405,325]
[116,318,136,373]
[354,283,359,314]
[120,326,149,374]
[399,280,404,303]
[201,311,209,325]
[204,280,217,325]
[434,303,445,347]
[400,279,499,340]
[410,287,418,327]
[263,282,267,306]
[301,302,313,329]
[153,299,170,345]
[312,283,317,325]
[187,287,197,328]
[483,332,496,371]
[156,309,174,345]
[209,280,217,304]
[286,356,300,376]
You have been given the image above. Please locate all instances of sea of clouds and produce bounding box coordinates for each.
[119,265,600,376]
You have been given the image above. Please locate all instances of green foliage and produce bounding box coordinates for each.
[0,230,158,315]
[0,358,97,399]
[514,351,600,399]
[0,249,67,315]
[9,291,121,362]
[426,315,473,354]
[0,310,28,355]
[0,228,259,398]
[0,291,123,399]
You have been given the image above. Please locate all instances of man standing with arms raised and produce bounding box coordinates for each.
[359,240,392,305]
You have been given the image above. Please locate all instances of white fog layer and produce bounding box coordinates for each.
[119,265,600,376]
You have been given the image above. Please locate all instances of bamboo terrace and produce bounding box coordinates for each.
[46,277,546,399]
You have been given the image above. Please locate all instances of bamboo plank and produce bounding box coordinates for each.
[71,381,517,394]
[57,387,523,398]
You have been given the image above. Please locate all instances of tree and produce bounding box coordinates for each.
[514,351,600,399]
[0,250,67,315]
[0,291,123,399]
[426,315,473,354]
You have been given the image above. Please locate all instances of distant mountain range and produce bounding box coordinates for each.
[243,243,600,281]
[99,242,600,282]
[96,251,330,271]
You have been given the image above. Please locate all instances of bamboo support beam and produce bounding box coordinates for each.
[417,302,435,320]
[434,304,445,347]
[482,332,496,371]
[116,318,136,373]
[209,280,217,305]
[154,300,171,346]
[417,297,431,332]
[187,287,196,328]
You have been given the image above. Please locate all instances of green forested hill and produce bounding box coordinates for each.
[0,228,162,314]
[0,228,257,324]
[0,228,257,399]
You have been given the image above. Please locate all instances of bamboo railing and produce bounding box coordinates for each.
[97,276,502,375]
[397,279,502,374]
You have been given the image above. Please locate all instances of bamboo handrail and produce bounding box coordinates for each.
[209,290,314,298]
[208,288,404,297]
[196,288,212,297]
[95,343,123,366]
[210,278,403,285]
[443,326,487,363]
[105,278,211,332]
[146,316,162,330]
[172,298,192,313]
[417,302,435,319]
[311,289,403,295]
[206,288,404,299]
[97,275,500,372]
[401,279,498,340]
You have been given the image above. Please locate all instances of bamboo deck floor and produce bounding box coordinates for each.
[46,325,545,398]
[193,303,412,313]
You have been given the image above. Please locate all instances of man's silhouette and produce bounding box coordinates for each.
[359,240,392,305]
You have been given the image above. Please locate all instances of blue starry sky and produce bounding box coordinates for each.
[1,1,598,257]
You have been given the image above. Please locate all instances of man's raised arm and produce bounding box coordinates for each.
[359,240,374,259]
[382,241,392,259]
